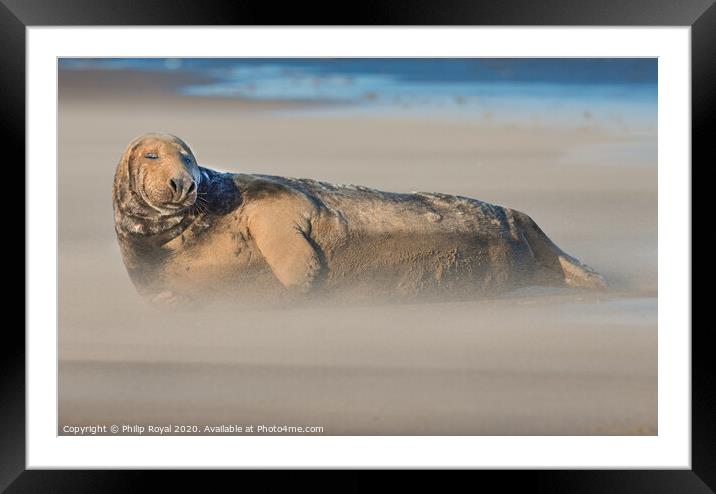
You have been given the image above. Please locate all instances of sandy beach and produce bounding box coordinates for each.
[58,66,657,435]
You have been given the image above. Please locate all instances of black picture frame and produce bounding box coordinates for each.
[5,0,708,490]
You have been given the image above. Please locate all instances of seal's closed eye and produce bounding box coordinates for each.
[144,152,158,159]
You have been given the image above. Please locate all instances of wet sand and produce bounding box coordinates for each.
[58,69,657,435]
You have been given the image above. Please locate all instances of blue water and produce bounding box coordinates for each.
[59,58,657,129]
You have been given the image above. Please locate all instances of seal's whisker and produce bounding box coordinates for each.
[193,196,209,214]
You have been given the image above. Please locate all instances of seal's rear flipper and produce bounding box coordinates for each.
[512,209,607,290]
[557,255,607,290]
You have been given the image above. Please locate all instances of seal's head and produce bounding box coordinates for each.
[117,133,201,214]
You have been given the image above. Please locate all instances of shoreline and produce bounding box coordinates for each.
[59,67,657,132]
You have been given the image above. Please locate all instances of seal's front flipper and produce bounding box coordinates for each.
[249,211,321,293]
[149,290,196,310]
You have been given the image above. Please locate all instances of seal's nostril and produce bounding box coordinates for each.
[187,181,196,194]
[169,178,178,192]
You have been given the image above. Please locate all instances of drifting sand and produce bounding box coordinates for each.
[58,69,657,435]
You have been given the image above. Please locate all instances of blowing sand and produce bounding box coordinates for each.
[58,69,657,435]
